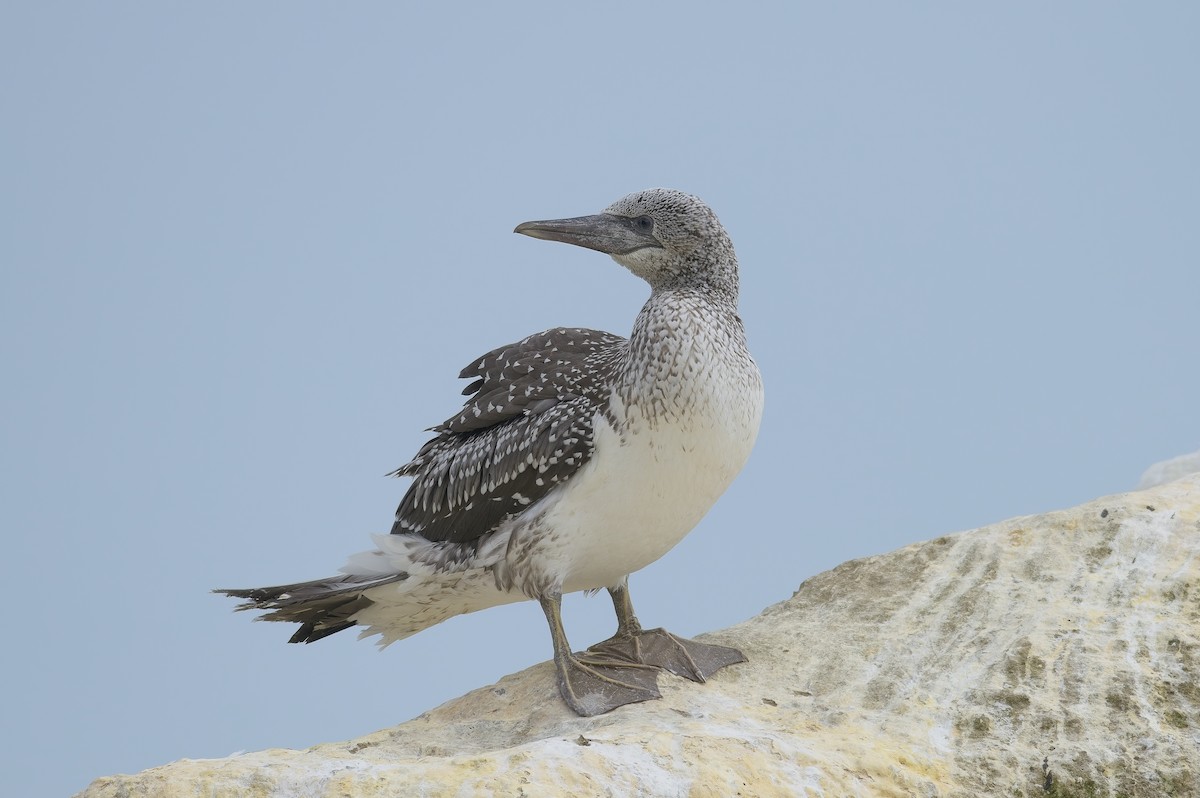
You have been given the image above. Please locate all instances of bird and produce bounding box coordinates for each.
[216,188,764,716]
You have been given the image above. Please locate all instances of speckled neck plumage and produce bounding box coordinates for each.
[618,287,753,425]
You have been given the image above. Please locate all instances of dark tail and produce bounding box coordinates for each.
[215,572,407,644]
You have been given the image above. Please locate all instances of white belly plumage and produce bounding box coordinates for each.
[540,398,759,593]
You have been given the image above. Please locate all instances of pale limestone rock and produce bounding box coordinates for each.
[1138,449,1200,489]
[80,476,1200,797]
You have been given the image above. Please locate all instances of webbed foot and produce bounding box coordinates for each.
[587,628,746,683]
[555,652,661,716]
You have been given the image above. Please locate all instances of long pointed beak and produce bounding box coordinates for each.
[514,213,662,256]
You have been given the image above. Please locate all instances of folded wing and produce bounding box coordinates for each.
[391,327,625,545]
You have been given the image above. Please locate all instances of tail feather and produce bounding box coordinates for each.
[217,532,519,647]
[214,572,407,644]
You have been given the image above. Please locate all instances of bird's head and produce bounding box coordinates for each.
[515,188,735,291]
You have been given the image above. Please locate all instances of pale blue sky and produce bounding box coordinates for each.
[3,4,1197,796]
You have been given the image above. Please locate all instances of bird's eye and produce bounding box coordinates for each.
[635,215,654,231]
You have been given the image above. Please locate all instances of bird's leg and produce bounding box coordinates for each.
[585,582,748,683]
[538,591,660,717]
[610,578,643,636]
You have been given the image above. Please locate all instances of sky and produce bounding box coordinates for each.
[2,4,1197,796]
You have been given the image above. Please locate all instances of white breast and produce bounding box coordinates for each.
[517,348,764,595]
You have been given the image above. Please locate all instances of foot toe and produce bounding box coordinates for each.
[589,629,746,683]
[557,654,662,716]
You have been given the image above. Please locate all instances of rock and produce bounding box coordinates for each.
[1138,449,1200,489]
[79,476,1200,798]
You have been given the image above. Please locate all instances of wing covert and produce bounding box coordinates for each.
[390,328,625,545]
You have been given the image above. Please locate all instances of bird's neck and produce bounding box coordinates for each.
[616,284,749,414]
[652,247,741,299]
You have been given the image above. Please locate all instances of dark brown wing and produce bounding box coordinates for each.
[390,328,625,545]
